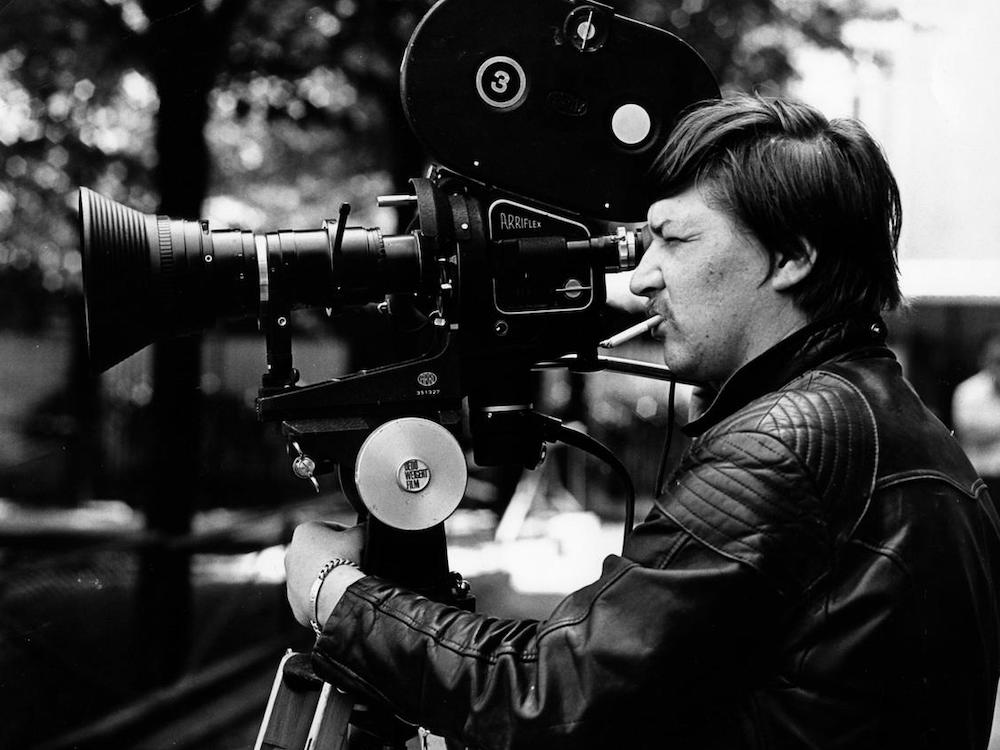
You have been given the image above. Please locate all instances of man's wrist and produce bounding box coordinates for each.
[314,563,366,634]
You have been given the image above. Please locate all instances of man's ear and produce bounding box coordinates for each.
[770,239,817,292]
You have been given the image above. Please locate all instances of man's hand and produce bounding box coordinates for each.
[285,521,367,631]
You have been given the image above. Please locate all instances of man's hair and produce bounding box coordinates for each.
[651,95,902,320]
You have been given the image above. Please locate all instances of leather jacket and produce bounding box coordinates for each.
[313,315,1000,749]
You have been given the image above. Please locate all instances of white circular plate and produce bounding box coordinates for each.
[354,418,468,530]
[611,103,652,146]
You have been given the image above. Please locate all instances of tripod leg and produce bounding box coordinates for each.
[254,652,354,750]
[403,728,453,749]
[306,685,353,749]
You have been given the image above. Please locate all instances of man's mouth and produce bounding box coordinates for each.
[647,313,667,340]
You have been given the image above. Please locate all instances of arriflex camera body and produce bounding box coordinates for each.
[79,0,718,593]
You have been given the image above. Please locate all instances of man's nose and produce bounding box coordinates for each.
[629,245,661,298]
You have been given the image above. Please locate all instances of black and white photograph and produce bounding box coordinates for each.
[2,0,999,747]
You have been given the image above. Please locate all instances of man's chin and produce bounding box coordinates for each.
[662,352,714,388]
[662,350,696,381]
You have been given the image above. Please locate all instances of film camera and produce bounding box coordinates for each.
[80,0,717,589]
[79,0,716,744]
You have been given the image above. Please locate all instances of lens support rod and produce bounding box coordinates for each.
[259,232,297,390]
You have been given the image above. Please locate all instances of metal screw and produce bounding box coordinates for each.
[494,320,509,336]
[576,19,596,41]
[292,454,316,480]
[290,441,320,493]
[277,316,287,327]
[204,254,213,263]
[450,572,471,595]
[561,278,583,299]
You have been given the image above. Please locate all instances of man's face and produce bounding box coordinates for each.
[629,183,780,386]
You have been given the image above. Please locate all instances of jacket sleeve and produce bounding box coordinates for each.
[311,423,829,749]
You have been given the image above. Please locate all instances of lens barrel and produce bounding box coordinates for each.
[78,188,422,372]
[79,188,259,371]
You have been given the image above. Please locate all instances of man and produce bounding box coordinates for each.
[285,96,1000,748]
[953,328,1000,503]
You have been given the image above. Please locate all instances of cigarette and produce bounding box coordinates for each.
[599,315,663,348]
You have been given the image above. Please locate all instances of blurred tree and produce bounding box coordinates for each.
[218,0,431,198]
[0,1,160,508]
[0,0,161,275]
[208,0,435,370]
[621,0,898,94]
[135,0,254,690]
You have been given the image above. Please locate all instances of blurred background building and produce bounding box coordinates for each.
[1,0,998,747]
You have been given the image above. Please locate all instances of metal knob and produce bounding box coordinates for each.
[290,440,320,493]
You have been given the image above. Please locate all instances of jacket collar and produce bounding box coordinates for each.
[683,314,893,438]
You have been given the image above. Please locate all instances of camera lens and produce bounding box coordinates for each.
[78,188,423,372]
[79,188,258,372]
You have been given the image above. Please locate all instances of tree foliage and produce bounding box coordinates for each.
[0,0,158,325]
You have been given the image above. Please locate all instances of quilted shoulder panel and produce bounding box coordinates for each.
[660,370,878,596]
